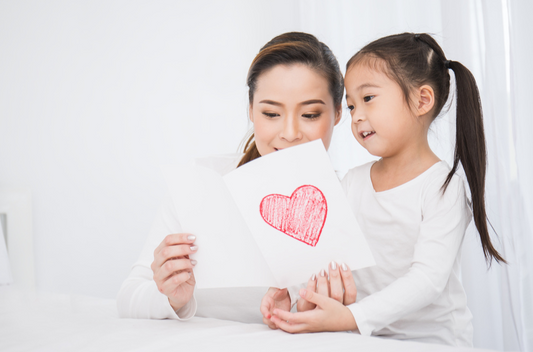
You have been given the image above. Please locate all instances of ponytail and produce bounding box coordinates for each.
[444,61,506,265]
[237,133,261,167]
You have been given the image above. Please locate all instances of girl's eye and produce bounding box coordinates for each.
[262,112,279,118]
[302,113,321,119]
[347,105,354,111]
[363,95,375,102]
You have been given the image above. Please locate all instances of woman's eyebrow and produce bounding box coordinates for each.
[300,99,325,105]
[259,100,283,106]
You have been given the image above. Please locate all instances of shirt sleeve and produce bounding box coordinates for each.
[347,174,471,335]
[116,197,197,320]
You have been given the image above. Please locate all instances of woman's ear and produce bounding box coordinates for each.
[334,105,342,126]
[249,104,254,123]
[416,85,435,117]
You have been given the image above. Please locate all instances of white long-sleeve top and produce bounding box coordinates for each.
[342,161,473,347]
[117,154,268,323]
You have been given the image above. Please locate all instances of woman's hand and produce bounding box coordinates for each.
[151,233,198,311]
[260,288,291,329]
[297,262,357,312]
[271,288,358,333]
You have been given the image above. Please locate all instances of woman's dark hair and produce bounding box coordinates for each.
[347,33,505,265]
[238,32,343,167]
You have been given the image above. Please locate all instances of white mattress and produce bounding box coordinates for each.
[0,286,498,352]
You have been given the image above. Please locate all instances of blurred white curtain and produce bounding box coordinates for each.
[442,1,533,351]
[298,1,533,351]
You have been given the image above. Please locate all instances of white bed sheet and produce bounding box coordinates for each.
[0,286,498,352]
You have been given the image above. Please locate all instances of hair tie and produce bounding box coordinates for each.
[444,60,451,69]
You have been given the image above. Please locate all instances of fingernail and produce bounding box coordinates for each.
[190,260,197,266]
[187,235,196,241]
[331,261,337,270]
[320,269,325,277]
[341,263,348,271]
[311,273,316,281]
[190,246,198,251]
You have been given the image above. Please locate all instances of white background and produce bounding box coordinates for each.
[1,1,531,351]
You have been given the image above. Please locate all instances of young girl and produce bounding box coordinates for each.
[267,33,505,347]
[116,32,343,322]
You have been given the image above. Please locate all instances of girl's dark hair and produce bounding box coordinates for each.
[347,33,505,265]
[238,32,344,167]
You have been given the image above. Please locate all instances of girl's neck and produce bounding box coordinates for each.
[370,139,440,192]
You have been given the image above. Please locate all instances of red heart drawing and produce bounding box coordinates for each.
[259,185,327,247]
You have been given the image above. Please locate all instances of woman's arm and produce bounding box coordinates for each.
[116,197,197,320]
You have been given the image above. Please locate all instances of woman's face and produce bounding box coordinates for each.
[249,64,341,156]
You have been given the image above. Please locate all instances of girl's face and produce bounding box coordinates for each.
[345,63,425,159]
[249,64,341,156]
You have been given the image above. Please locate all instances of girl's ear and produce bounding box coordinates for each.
[416,85,435,117]
[334,105,342,126]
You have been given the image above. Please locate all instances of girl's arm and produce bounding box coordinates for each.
[347,174,470,336]
[116,197,197,320]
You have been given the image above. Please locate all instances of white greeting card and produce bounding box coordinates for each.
[163,140,375,289]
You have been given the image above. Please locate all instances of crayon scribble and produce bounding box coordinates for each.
[259,185,327,247]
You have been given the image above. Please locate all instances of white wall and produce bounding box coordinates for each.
[0,1,446,299]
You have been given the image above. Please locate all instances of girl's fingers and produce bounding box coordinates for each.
[316,269,329,297]
[340,263,357,305]
[272,308,307,325]
[328,261,343,304]
[299,288,329,308]
[263,316,279,330]
[270,315,307,334]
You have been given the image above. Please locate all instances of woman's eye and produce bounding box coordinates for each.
[302,113,321,119]
[347,105,354,111]
[363,95,375,102]
[262,112,279,118]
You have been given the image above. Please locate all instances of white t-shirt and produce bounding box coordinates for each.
[116,154,268,323]
[342,161,474,347]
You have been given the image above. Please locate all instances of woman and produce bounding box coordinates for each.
[117,32,344,322]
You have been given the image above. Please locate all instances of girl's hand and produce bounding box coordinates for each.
[270,288,358,333]
[260,288,291,329]
[151,233,198,312]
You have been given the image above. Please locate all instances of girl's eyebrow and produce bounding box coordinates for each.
[346,83,381,100]
[357,83,381,91]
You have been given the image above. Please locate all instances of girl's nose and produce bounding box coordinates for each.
[280,115,303,142]
[353,109,366,123]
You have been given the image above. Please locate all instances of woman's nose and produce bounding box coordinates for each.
[280,115,303,142]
